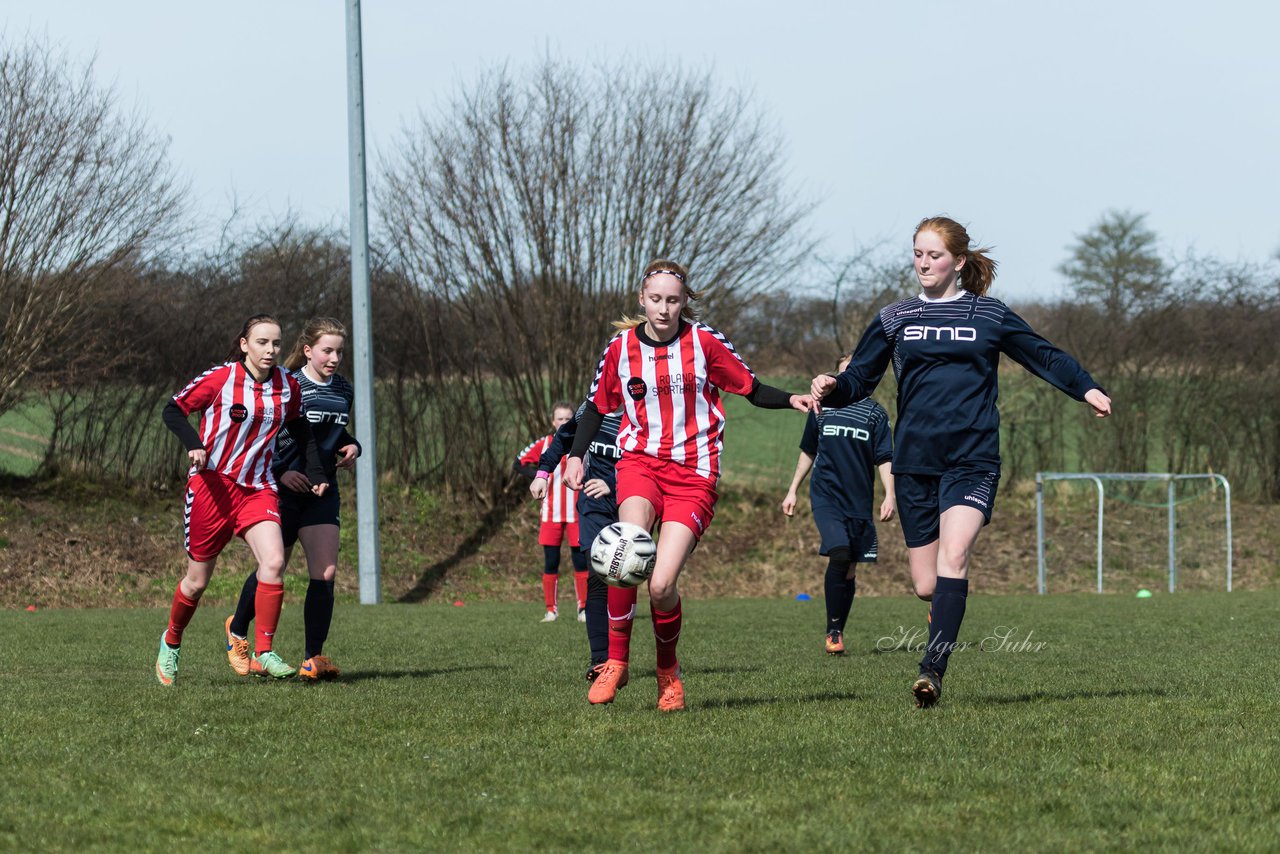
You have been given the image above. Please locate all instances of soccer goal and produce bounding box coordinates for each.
[1035,472,1233,595]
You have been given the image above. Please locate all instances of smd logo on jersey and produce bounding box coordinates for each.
[627,377,648,401]
[823,424,870,441]
[902,325,977,342]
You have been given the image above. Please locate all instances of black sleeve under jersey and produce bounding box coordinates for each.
[162,401,203,452]
[743,379,796,409]
[827,316,894,409]
[539,418,577,473]
[569,402,604,460]
[338,428,362,457]
[285,415,329,487]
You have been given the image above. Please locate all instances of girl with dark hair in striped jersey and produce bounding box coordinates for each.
[810,217,1112,707]
[225,317,361,681]
[563,259,814,711]
[155,314,330,686]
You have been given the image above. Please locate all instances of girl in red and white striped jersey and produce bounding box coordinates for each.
[515,401,590,622]
[564,260,813,711]
[153,314,329,686]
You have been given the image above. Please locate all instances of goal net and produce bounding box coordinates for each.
[1035,473,1233,594]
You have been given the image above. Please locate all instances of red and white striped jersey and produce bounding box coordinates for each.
[173,361,302,489]
[588,320,755,481]
[518,435,578,524]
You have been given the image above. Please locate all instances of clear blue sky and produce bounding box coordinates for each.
[6,0,1278,302]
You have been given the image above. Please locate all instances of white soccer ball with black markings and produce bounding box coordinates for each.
[590,522,657,588]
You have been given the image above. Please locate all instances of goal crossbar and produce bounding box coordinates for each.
[1034,472,1233,595]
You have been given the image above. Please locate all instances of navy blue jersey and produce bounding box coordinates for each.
[800,399,892,521]
[540,403,623,488]
[826,292,1101,474]
[273,369,358,481]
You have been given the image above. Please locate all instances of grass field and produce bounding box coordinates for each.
[2,591,1277,850]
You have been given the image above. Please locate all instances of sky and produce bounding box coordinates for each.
[5,0,1278,302]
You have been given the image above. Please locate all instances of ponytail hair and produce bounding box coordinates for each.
[613,258,702,330]
[914,216,998,296]
[284,316,347,371]
[226,313,281,363]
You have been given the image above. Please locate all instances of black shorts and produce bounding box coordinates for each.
[895,468,1000,548]
[813,509,878,562]
[279,486,341,548]
[577,495,618,560]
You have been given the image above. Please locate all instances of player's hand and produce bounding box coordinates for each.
[563,457,584,490]
[529,478,548,500]
[336,444,359,469]
[809,375,837,411]
[789,394,815,413]
[582,478,611,499]
[1085,388,1112,418]
[782,491,797,517]
[280,470,312,493]
[880,497,896,522]
[188,449,207,470]
[311,481,329,497]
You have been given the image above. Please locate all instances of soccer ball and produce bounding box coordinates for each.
[590,522,657,588]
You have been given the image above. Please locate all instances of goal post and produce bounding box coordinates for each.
[1035,472,1233,595]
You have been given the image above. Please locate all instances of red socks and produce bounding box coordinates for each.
[541,575,558,612]
[606,585,639,661]
[652,598,683,670]
[164,586,199,646]
[254,580,285,654]
[573,571,589,612]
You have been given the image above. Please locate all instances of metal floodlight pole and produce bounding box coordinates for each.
[345,0,381,604]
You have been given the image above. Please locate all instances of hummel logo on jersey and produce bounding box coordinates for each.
[267,509,280,518]
[903,325,977,341]
[648,352,674,361]
[823,425,870,441]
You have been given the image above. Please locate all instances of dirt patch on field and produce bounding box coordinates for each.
[1,476,1276,609]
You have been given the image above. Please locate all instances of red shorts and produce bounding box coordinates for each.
[184,470,281,561]
[538,519,580,548]
[616,453,717,539]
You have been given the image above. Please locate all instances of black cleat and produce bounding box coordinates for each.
[912,669,942,708]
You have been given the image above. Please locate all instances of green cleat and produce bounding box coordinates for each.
[250,650,297,679]
[156,633,180,686]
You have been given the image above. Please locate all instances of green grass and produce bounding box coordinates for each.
[0,401,52,477]
[2,592,1277,850]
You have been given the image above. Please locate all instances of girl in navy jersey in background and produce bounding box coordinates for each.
[531,401,624,681]
[156,314,329,686]
[810,217,1112,707]
[225,317,360,681]
[782,353,895,656]
[564,259,813,711]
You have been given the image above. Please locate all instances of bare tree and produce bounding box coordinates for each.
[0,36,184,417]
[377,57,816,485]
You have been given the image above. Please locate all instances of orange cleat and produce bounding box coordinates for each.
[825,630,845,656]
[656,663,685,712]
[297,655,341,681]
[587,659,629,704]
[225,616,250,676]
